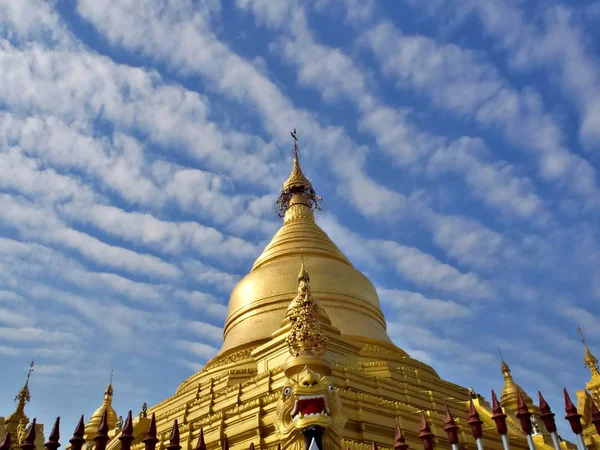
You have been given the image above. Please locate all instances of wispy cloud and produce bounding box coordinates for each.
[0,0,597,441]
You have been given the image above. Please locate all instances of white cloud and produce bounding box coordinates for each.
[175,340,219,361]
[184,321,223,343]
[74,0,406,222]
[378,288,472,321]
[416,0,600,151]
[0,326,77,344]
[363,21,599,204]
[320,215,492,299]
[0,0,72,45]
[0,194,181,279]
[241,1,550,223]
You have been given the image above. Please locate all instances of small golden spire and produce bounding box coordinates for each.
[8,360,34,422]
[276,129,322,217]
[498,346,511,376]
[286,262,328,358]
[298,250,309,282]
[283,129,312,192]
[579,327,600,377]
[104,370,114,398]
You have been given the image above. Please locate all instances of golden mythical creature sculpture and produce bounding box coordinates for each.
[275,366,346,450]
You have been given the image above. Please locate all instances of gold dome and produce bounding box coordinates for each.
[219,137,392,355]
[84,382,117,439]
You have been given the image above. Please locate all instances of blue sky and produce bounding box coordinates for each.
[1,0,600,440]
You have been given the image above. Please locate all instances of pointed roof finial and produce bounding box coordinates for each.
[283,128,311,192]
[498,346,511,374]
[11,361,34,420]
[27,360,34,383]
[467,399,483,440]
[394,420,409,450]
[119,411,134,450]
[21,418,37,450]
[143,414,158,450]
[516,390,533,435]
[105,370,114,397]
[277,129,321,217]
[298,250,309,282]
[443,404,459,445]
[69,416,85,450]
[538,391,557,433]
[418,411,435,450]
[563,388,583,435]
[45,417,61,450]
[94,410,110,450]
[194,428,206,450]
[167,420,181,450]
[491,390,508,435]
[578,326,600,377]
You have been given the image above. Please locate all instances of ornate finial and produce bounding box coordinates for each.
[167,420,181,450]
[277,129,322,217]
[394,421,409,450]
[563,388,583,435]
[418,412,435,450]
[143,414,158,450]
[516,390,533,435]
[69,416,85,450]
[27,361,34,381]
[286,263,328,357]
[497,346,511,375]
[194,429,206,450]
[45,417,61,450]
[119,412,134,450]
[467,399,483,440]
[538,391,557,433]
[94,410,109,450]
[104,371,114,398]
[491,390,508,435]
[298,250,309,282]
[10,361,34,421]
[443,404,459,445]
[578,327,600,376]
[21,418,37,450]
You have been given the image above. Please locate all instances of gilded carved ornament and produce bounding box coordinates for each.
[275,367,346,450]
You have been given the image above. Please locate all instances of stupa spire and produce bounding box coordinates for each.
[578,327,600,378]
[276,129,321,218]
[498,346,511,378]
[7,361,34,423]
[84,372,118,441]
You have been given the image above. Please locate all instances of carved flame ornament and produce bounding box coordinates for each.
[285,262,328,358]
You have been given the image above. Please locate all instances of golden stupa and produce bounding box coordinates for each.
[575,327,600,448]
[84,380,118,443]
[93,133,580,450]
[0,362,45,450]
